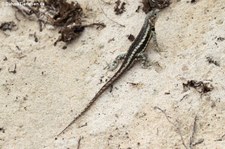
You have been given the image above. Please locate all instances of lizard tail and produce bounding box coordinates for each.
[56,69,124,137]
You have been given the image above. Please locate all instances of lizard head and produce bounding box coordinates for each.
[146,9,160,26]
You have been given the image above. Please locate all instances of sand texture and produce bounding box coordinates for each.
[1,0,225,148]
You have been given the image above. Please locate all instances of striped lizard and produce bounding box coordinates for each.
[57,9,161,137]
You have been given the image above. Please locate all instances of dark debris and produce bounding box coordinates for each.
[142,0,170,13]
[183,80,214,94]
[0,127,5,133]
[54,25,85,46]
[54,23,105,46]
[34,32,38,42]
[217,37,225,42]
[8,64,17,74]
[135,5,141,12]
[206,56,220,66]
[46,0,83,27]
[0,21,16,31]
[114,0,126,15]
[3,56,8,61]
[8,0,105,46]
[127,34,135,42]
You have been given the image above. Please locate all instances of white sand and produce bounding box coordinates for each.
[1,0,225,148]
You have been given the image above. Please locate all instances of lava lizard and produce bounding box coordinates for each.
[57,9,161,137]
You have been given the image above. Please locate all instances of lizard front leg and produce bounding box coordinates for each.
[108,53,126,71]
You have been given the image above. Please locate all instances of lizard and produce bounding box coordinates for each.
[57,9,160,137]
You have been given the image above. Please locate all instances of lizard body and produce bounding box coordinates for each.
[57,9,160,136]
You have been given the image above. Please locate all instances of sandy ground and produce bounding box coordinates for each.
[1,0,225,148]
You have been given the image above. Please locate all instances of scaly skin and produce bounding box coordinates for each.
[57,9,160,137]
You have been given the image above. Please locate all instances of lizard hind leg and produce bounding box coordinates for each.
[108,53,126,71]
[152,30,164,53]
[136,52,162,70]
[136,52,153,69]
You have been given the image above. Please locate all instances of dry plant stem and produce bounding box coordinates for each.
[83,23,106,28]
[189,115,198,149]
[215,134,225,141]
[77,136,83,149]
[98,0,125,27]
[193,138,204,146]
[154,106,188,149]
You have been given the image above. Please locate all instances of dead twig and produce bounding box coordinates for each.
[155,107,203,149]
[98,0,125,27]
[193,138,204,146]
[189,115,198,149]
[77,136,83,149]
[215,134,225,141]
[154,106,174,125]
[54,23,105,46]
[154,106,188,149]
[8,64,17,74]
